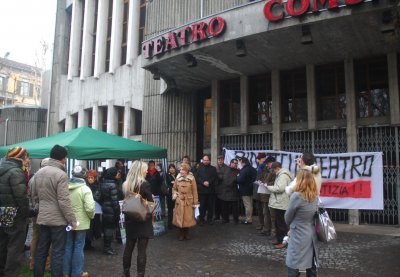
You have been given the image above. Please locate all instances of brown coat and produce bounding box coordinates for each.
[172,174,199,228]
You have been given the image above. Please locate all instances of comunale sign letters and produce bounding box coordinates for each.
[142,17,226,59]
[264,0,365,21]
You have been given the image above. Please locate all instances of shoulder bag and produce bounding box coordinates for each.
[314,199,337,243]
[122,190,156,222]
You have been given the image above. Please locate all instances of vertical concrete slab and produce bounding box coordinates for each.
[307,64,316,130]
[388,52,400,125]
[109,0,124,74]
[94,0,109,78]
[211,80,220,166]
[123,101,131,138]
[80,0,96,80]
[67,0,83,80]
[271,70,281,150]
[126,0,140,65]
[240,75,248,135]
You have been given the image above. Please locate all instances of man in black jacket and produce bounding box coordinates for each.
[0,146,30,277]
[195,154,218,225]
[237,157,257,224]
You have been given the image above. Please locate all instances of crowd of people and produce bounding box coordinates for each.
[0,144,322,277]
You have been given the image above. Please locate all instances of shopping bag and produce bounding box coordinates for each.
[314,206,337,243]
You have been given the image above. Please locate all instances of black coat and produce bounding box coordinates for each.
[165,172,177,197]
[237,165,257,196]
[125,181,154,239]
[195,164,218,194]
[217,166,239,202]
[146,171,163,196]
[98,178,120,228]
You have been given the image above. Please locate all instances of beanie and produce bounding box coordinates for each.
[6,146,28,160]
[72,165,88,179]
[50,145,68,160]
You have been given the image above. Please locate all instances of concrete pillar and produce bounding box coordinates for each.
[307,64,316,130]
[388,52,400,125]
[78,105,85,127]
[65,112,73,131]
[344,59,359,225]
[271,70,281,150]
[109,0,124,74]
[80,0,96,80]
[94,0,109,78]
[211,80,220,166]
[107,102,117,134]
[126,0,140,65]
[123,101,131,138]
[92,102,100,130]
[67,0,83,81]
[240,75,249,134]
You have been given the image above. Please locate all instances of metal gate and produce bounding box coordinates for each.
[358,126,399,225]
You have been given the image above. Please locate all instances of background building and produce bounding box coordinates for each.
[0,57,42,107]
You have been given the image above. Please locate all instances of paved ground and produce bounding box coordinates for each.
[70,219,400,277]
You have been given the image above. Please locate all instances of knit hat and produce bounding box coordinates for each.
[72,165,88,179]
[6,146,28,160]
[265,156,276,163]
[87,170,97,179]
[50,145,68,160]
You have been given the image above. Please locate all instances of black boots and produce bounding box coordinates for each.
[178,228,185,241]
[137,257,146,277]
[183,228,190,240]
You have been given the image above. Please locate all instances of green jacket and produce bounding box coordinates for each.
[68,177,95,230]
[0,159,29,219]
[267,168,293,210]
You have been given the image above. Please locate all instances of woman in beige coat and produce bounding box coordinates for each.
[172,163,199,240]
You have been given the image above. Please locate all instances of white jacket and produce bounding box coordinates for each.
[285,164,322,196]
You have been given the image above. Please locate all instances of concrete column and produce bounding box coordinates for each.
[94,0,109,78]
[80,0,96,80]
[345,59,359,225]
[107,102,117,134]
[65,112,73,131]
[307,64,316,130]
[211,80,220,166]
[388,52,400,125]
[123,101,131,138]
[126,0,140,65]
[67,0,83,81]
[109,0,124,74]
[92,102,100,130]
[271,70,281,150]
[240,75,249,134]
[78,105,85,127]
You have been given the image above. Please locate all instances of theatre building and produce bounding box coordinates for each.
[51,0,399,225]
[140,0,399,225]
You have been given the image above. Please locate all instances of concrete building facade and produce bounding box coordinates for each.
[140,0,400,225]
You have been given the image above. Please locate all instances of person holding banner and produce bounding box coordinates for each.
[285,169,319,277]
[122,161,153,277]
[267,162,293,249]
[172,163,199,240]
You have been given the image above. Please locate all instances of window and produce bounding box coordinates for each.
[355,56,389,118]
[121,0,129,64]
[220,78,241,127]
[138,0,146,55]
[281,68,307,123]
[85,108,93,128]
[18,81,32,97]
[134,109,142,135]
[249,73,272,125]
[101,106,108,132]
[71,113,78,129]
[316,63,346,120]
[117,106,124,136]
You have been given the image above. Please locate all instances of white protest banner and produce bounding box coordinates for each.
[224,149,384,210]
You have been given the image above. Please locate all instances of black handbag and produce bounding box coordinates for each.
[122,192,156,222]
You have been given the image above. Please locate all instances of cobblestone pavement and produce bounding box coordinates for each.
[73,220,400,277]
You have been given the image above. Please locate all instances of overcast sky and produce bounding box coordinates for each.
[0,0,57,69]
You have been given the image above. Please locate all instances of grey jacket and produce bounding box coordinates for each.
[30,159,76,226]
[285,192,319,270]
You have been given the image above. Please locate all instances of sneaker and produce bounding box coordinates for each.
[103,248,117,255]
[274,243,287,249]
[241,221,252,225]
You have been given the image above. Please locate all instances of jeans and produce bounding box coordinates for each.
[241,196,253,222]
[34,225,67,277]
[287,264,317,277]
[63,230,86,277]
[0,217,27,277]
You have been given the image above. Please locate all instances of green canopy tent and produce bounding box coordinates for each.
[0,126,167,160]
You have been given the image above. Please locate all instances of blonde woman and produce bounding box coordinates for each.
[172,163,199,241]
[284,169,319,277]
[122,161,153,277]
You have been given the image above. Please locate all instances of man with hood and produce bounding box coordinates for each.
[0,146,30,277]
[63,166,95,277]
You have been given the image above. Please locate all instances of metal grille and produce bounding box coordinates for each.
[221,135,245,151]
[283,129,349,223]
[358,126,399,225]
[246,133,273,150]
